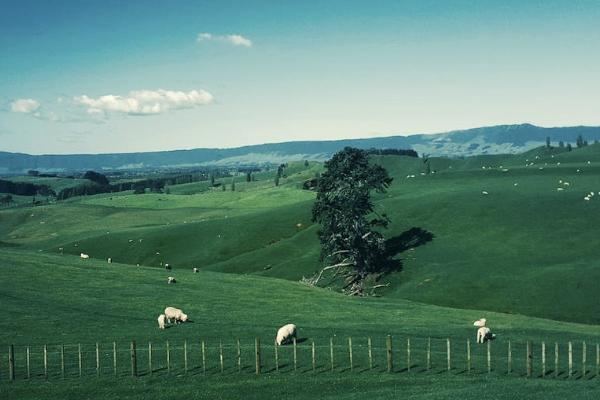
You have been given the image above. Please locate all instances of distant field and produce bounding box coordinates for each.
[7,175,89,192]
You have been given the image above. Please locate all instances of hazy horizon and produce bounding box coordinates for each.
[2,1,600,154]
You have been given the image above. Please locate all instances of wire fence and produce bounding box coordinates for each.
[1,336,598,382]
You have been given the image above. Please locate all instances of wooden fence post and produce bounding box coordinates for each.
[348,337,353,372]
[526,341,532,378]
[467,338,471,373]
[184,340,188,373]
[508,340,512,375]
[293,337,298,372]
[255,338,261,375]
[582,341,586,378]
[8,345,15,381]
[330,337,335,372]
[201,341,206,374]
[568,341,573,378]
[237,339,241,373]
[596,343,599,378]
[27,346,31,379]
[219,341,224,373]
[60,345,65,379]
[368,337,373,370]
[113,342,117,377]
[130,341,137,377]
[311,341,316,372]
[487,341,491,374]
[446,338,451,372]
[166,341,171,373]
[148,342,152,375]
[542,342,546,377]
[427,337,431,371]
[43,345,48,380]
[407,338,411,372]
[386,335,393,372]
[555,343,559,378]
[95,342,100,377]
[274,340,279,372]
[78,344,82,378]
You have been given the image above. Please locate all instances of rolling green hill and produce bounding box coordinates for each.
[1,147,600,326]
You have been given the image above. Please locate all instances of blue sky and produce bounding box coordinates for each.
[1,0,599,154]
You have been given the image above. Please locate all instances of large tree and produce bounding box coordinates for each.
[310,147,393,295]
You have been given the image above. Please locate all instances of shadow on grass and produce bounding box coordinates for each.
[379,227,435,274]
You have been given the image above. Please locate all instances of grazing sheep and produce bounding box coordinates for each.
[557,188,564,191]
[473,318,486,328]
[276,324,297,345]
[107,257,112,263]
[164,307,188,324]
[193,268,199,273]
[168,276,176,284]
[80,253,89,259]
[481,191,489,195]
[157,314,166,330]
[474,318,496,343]
[584,196,590,201]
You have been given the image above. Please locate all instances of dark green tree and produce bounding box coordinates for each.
[546,136,551,148]
[274,175,280,186]
[231,178,236,191]
[559,141,564,148]
[310,147,393,295]
[567,143,572,151]
[304,160,309,167]
[246,172,252,182]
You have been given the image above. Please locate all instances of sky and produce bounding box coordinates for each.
[1,0,599,154]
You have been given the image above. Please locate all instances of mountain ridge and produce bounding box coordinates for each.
[2,123,600,172]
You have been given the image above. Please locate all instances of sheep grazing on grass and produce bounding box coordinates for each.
[557,188,564,191]
[276,324,297,345]
[167,276,176,284]
[107,257,112,263]
[473,318,495,343]
[481,191,489,195]
[193,268,199,273]
[164,307,188,324]
[80,253,89,259]
[584,196,590,201]
[157,314,166,330]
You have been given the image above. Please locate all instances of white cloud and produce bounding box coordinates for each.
[11,98,40,113]
[73,89,214,116]
[197,32,252,47]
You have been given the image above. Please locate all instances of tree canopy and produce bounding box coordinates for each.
[311,147,393,294]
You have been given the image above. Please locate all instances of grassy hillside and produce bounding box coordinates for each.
[1,249,599,398]
[1,148,600,326]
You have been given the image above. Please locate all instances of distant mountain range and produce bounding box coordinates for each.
[2,123,600,173]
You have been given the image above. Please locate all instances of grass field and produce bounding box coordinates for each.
[1,148,600,398]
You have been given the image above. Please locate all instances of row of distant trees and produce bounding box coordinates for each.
[0,179,55,197]
[546,135,597,150]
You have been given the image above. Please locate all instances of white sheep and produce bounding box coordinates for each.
[157,314,166,330]
[168,276,176,284]
[80,253,89,259]
[193,268,199,273]
[107,257,112,263]
[477,327,496,343]
[557,188,564,191]
[482,191,489,195]
[473,318,486,327]
[164,307,188,324]
[165,263,171,270]
[276,323,297,345]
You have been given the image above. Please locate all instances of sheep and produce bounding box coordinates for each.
[80,253,89,259]
[157,314,166,330]
[165,263,171,270]
[107,257,112,263]
[473,318,486,327]
[477,327,496,343]
[164,307,188,324]
[557,188,564,191]
[514,183,518,186]
[193,268,199,273]
[481,191,489,195]
[168,276,176,284]
[584,196,590,201]
[276,324,297,345]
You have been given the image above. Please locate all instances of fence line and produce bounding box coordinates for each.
[1,337,598,382]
